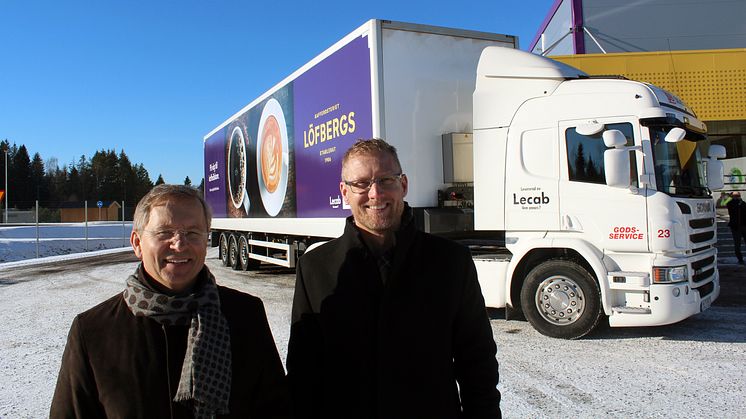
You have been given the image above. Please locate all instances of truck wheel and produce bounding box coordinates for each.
[520,259,602,339]
[238,236,249,270]
[228,234,240,270]
[237,236,260,271]
[219,233,229,266]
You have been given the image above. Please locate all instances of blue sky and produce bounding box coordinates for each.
[1,0,554,186]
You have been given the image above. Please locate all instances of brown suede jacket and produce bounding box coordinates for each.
[50,268,289,418]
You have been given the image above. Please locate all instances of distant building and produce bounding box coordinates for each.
[59,201,122,222]
[2,209,35,223]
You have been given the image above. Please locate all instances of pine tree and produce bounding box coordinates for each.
[77,155,93,202]
[90,149,119,200]
[586,156,600,183]
[48,163,68,203]
[155,174,165,185]
[67,165,81,201]
[574,143,587,181]
[30,152,47,202]
[117,150,136,204]
[12,145,32,208]
[133,163,153,202]
[184,176,192,186]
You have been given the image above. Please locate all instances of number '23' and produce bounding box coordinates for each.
[658,229,671,238]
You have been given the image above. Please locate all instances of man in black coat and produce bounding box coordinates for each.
[727,191,746,264]
[287,139,501,418]
[51,184,289,418]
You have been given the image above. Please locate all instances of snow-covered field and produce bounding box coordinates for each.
[0,222,133,263]
[1,227,745,418]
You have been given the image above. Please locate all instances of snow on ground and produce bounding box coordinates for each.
[1,226,745,418]
[0,222,133,263]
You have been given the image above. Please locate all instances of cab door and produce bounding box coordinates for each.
[558,119,649,253]
[503,126,561,231]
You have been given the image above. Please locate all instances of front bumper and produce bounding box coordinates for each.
[608,269,719,328]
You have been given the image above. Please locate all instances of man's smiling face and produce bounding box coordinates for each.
[340,151,408,239]
[130,197,208,292]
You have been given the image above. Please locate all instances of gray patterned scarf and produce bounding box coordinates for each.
[123,265,232,418]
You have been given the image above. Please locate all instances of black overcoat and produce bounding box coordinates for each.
[287,212,500,418]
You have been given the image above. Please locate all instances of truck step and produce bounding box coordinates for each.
[611,306,652,314]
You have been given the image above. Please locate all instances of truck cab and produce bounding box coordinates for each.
[473,47,726,338]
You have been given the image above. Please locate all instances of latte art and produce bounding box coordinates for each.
[261,115,282,193]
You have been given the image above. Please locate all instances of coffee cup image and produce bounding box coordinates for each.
[261,115,282,193]
[227,125,247,210]
[256,98,289,217]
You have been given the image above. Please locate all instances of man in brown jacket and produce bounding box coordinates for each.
[51,184,288,418]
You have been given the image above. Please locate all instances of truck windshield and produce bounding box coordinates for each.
[649,126,709,197]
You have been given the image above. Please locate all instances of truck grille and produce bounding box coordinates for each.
[693,280,715,299]
[690,231,715,243]
[689,218,714,229]
[691,256,715,271]
[687,213,717,249]
[693,267,715,283]
[689,252,717,286]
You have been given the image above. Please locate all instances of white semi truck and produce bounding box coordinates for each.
[203,20,725,338]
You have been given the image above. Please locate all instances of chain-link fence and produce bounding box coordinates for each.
[0,201,133,263]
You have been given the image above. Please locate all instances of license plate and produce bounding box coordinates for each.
[700,296,712,312]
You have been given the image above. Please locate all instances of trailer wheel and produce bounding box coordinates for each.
[520,259,602,339]
[237,235,260,271]
[219,233,229,266]
[228,234,240,270]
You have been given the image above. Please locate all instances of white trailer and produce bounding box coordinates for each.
[204,19,725,338]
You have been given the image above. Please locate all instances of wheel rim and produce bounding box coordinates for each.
[220,235,228,263]
[535,275,585,326]
[239,239,248,268]
[229,237,237,266]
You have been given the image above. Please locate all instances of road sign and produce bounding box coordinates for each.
[97,201,103,208]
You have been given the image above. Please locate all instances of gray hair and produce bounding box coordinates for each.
[133,184,212,232]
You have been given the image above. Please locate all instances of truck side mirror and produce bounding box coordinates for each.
[604,148,631,188]
[664,127,686,143]
[706,145,726,190]
[602,130,627,147]
[603,129,631,188]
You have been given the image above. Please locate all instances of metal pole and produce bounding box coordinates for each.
[122,200,126,247]
[4,148,7,224]
[35,200,39,258]
[85,201,88,252]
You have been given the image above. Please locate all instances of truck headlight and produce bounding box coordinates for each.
[653,266,688,284]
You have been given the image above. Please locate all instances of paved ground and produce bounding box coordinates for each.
[715,263,746,307]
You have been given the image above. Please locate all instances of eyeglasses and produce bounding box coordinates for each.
[343,173,404,194]
[143,229,208,244]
